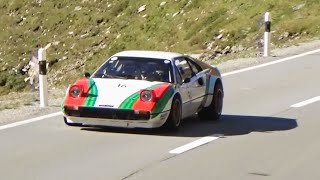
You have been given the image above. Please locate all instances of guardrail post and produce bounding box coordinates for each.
[38,48,48,107]
[264,12,271,57]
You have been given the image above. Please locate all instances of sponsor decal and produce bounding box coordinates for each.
[117,83,127,88]
[111,57,118,60]
[164,60,171,64]
[99,104,114,108]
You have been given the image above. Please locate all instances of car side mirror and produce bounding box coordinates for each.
[183,77,191,83]
[198,77,204,86]
[84,72,91,78]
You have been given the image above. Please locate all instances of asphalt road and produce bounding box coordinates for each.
[1,50,320,180]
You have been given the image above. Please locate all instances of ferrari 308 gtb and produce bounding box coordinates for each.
[62,50,224,130]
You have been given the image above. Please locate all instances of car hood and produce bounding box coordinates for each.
[89,78,166,108]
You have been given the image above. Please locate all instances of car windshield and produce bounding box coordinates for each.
[92,56,174,83]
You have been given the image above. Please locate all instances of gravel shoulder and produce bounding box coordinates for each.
[1,39,320,125]
[0,89,65,125]
[215,39,320,74]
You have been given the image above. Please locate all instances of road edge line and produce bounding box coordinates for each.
[0,112,62,130]
[221,49,320,77]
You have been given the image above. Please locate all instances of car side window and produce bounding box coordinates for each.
[186,58,202,74]
[174,66,183,84]
[174,58,194,82]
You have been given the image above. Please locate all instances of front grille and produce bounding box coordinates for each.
[64,106,150,120]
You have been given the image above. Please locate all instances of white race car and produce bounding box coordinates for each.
[61,50,224,130]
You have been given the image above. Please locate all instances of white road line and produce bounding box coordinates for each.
[1,48,320,131]
[221,49,320,77]
[169,136,220,154]
[291,96,320,108]
[0,112,62,130]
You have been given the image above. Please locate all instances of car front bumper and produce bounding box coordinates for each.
[63,106,170,128]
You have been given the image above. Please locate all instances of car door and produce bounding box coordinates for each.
[173,58,193,119]
[185,57,207,110]
[175,57,207,115]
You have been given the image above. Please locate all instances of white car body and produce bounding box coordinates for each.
[62,50,223,129]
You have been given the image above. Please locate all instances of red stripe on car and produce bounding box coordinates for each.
[132,84,171,112]
[64,78,90,108]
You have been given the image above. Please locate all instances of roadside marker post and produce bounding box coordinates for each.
[38,48,48,107]
[28,54,39,109]
[264,12,271,57]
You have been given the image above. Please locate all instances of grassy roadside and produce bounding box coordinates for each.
[0,0,319,97]
[1,36,319,111]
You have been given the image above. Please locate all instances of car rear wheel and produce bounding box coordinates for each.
[162,97,182,130]
[63,116,83,127]
[198,81,223,121]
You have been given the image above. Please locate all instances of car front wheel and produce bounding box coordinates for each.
[162,97,182,130]
[198,82,223,121]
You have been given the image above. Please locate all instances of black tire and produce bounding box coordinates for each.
[162,97,182,130]
[198,81,223,121]
[63,116,83,127]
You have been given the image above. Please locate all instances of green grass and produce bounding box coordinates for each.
[0,0,319,95]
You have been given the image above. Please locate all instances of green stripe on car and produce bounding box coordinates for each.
[85,79,98,107]
[119,82,166,109]
[119,93,140,109]
[151,87,175,118]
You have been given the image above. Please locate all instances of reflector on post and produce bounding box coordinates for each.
[264,12,271,57]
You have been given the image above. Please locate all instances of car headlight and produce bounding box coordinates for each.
[69,85,83,98]
[140,90,156,102]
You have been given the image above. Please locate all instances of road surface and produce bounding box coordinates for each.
[0,50,320,180]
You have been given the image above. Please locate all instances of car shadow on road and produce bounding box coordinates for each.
[171,114,297,137]
[80,114,298,137]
